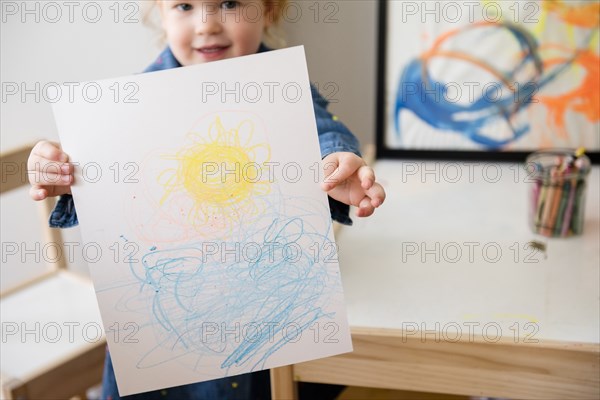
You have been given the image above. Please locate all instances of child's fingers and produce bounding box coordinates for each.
[356,196,375,217]
[321,165,339,191]
[322,155,363,190]
[27,155,73,185]
[365,182,386,207]
[28,142,70,182]
[320,158,340,191]
[29,170,73,187]
[29,184,71,200]
[357,165,375,189]
[30,140,68,163]
[29,186,48,201]
[28,154,72,175]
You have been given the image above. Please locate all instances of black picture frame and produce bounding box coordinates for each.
[375,0,599,163]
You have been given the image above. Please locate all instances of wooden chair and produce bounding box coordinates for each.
[1,144,106,400]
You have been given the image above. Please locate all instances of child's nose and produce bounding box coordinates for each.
[194,10,223,35]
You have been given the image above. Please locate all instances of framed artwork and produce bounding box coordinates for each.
[376,0,599,161]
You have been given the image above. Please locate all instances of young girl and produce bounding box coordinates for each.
[28,1,385,398]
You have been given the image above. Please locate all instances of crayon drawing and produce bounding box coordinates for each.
[115,113,348,380]
[52,47,352,395]
[158,116,272,230]
[125,113,274,244]
[385,0,600,152]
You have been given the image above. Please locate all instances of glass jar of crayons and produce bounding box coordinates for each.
[526,148,590,237]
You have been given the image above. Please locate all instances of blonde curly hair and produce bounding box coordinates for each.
[142,0,288,48]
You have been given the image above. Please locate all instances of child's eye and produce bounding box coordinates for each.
[175,3,193,11]
[220,1,239,10]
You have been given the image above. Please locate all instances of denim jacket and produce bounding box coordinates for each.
[50,45,360,228]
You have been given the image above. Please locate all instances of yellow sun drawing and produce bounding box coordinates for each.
[158,116,272,230]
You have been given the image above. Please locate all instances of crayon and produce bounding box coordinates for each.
[554,177,570,236]
[535,177,548,230]
[547,171,563,232]
[560,174,578,237]
[572,179,587,235]
[539,167,557,236]
[528,148,590,237]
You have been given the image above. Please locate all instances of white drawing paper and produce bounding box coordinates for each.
[52,46,352,396]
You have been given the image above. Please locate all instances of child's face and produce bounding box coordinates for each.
[158,0,272,66]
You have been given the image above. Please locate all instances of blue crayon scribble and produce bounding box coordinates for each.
[119,195,340,375]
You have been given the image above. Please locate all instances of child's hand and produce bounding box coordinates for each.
[321,152,385,217]
[27,140,73,201]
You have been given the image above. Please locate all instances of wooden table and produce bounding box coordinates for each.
[271,160,600,400]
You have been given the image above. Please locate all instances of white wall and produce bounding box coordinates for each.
[1,1,160,280]
[1,0,378,281]
[1,1,377,151]
[282,0,378,147]
[1,1,158,151]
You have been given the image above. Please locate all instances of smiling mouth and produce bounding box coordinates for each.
[197,46,230,53]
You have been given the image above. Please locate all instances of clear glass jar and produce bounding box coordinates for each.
[526,149,591,237]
